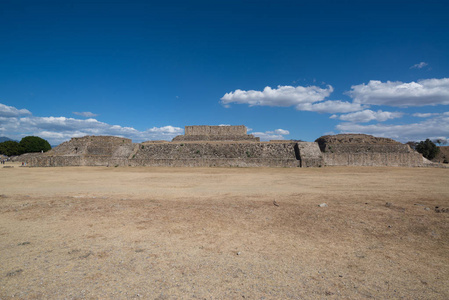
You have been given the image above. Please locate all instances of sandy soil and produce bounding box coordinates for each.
[0,162,448,299]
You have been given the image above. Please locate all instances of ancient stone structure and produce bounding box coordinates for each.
[23,126,427,168]
[26,136,134,167]
[315,134,424,167]
[50,136,133,157]
[185,125,247,136]
[173,125,259,142]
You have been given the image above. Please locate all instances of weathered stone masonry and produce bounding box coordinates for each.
[185,125,247,136]
[24,126,425,168]
[316,134,424,167]
[173,125,259,142]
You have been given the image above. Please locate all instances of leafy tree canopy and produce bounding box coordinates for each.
[19,136,51,153]
[416,139,440,160]
[0,140,22,156]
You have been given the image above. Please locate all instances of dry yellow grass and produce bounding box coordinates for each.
[1,163,448,299]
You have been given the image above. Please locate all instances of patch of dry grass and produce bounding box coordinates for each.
[0,165,448,298]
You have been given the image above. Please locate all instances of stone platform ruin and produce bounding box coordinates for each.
[23,126,426,168]
[316,134,424,167]
[172,125,259,142]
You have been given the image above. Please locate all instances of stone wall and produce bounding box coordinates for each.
[128,158,299,168]
[22,132,428,168]
[134,142,296,160]
[25,139,304,168]
[48,136,133,156]
[315,134,401,148]
[130,141,300,167]
[172,135,260,142]
[322,152,424,167]
[28,156,300,168]
[295,142,324,167]
[316,134,424,167]
[175,126,259,142]
[25,136,134,167]
[27,155,83,167]
[185,125,247,136]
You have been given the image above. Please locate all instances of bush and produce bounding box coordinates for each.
[19,136,51,153]
[0,141,22,156]
[415,139,439,160]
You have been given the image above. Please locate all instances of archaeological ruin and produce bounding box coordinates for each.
[23,125,427,168]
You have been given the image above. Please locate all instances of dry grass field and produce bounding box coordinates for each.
[0,163,448,299]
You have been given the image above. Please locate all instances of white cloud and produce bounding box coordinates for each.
[274,129,289,135]
[336,113,449,142]
[410,62,428,69]
[296,100,364,113]
[221,85,333,107]
[252,129,290,141]
[0,103,31,117]
[348,78,449,107]
[73,111,98,118]
[146,126,183,134]
[221,85,367,113]
[412,112,439,118]
[0,103,183,145]
[221,85,331,107]
[335,110,403,123]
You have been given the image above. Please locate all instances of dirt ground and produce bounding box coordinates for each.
[0,163,448,299]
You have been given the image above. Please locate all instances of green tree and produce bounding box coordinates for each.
[19,136,51,153]
[433,139,447,146]
[0,140,22,156]
[416,139,440,160]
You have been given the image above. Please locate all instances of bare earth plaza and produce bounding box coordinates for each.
[1,127,448,298]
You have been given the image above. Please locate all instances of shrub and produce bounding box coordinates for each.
[415,139,439,160]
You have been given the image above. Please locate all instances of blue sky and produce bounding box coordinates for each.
[1,0,448,145]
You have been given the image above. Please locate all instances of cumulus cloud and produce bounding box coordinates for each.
[0,103,31,117]
[274,129,289,135]
[221,85,367,113]
[73,111,98,118]
[0,103,183,145]
[348,78,449,107]
[334,110,404,123]
[252,129,290,141]
[221,85,333,107]
[410,62,428,69]
[336,113,449,142]
[412,112,439,118]
[295,100,364,113]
